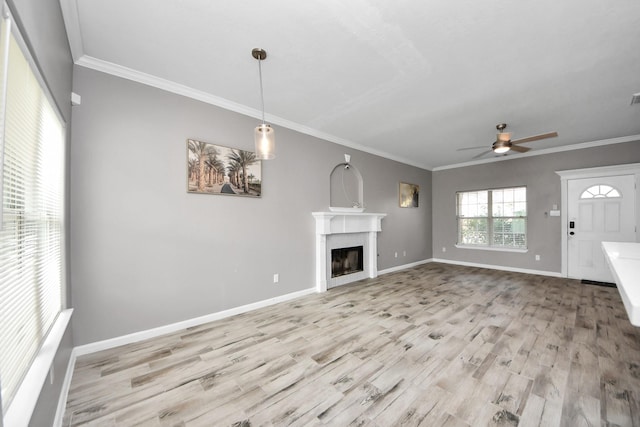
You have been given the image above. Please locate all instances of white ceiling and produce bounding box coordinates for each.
[59,0,640,170]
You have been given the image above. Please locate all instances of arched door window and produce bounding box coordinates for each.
[580,185,621,199]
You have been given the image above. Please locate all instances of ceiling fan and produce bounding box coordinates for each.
[461,124,558,159]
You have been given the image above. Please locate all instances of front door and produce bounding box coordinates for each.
[567,174,636,282]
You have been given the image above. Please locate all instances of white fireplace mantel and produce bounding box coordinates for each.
[312,212,386,235]
[312,211,386,292]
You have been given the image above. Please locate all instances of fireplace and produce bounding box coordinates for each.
[331,246,364,278]
[312,211,386,291]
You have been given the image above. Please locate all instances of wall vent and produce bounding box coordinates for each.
[631,92,640,105]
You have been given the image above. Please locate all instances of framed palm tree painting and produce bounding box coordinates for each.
[187,139,262,197]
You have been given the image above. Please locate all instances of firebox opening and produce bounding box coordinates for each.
[331,246,364,278]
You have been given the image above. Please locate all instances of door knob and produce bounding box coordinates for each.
[569,231,575,235]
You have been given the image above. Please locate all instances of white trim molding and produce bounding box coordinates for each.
[431,258,563,278]
[381,258,562,278]
[455,244,528,253]
[71,53,429,170]
[73,287,316,357]
[58,0,640,173]
[53,346,77,427]
[53,287,316,426]
[58,0,83,61]
[378,259,432,275]
[51,256,565,426]
[556,163,640,278]
[4,309,73,427]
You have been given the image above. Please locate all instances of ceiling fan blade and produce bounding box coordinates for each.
[510,145,531,153]
[472,150,493,159]
[457,145,487,151]
[511,131,558,145]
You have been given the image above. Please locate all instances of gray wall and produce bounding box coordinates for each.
[432,141,640,273]
[4,0,74,426]
[70,66,432,345]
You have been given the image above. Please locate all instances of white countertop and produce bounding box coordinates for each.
[602,241,640,326]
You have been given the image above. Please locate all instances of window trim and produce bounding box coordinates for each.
[455,244,528,253]
[3,310,73,427]
[456,186,528,250]
[0,2,69,425]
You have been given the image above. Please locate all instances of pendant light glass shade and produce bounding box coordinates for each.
[252,48,275,159]
[255,123,275,159]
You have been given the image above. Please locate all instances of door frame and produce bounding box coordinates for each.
[556,163,640,278]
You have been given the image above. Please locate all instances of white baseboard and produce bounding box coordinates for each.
[52,259,562,425]
[377,257,563,278]
[73,287,315,356]
[52,287,315,426]
[378,259,433,275]
[431,257,564,278]
[69,261,560,359]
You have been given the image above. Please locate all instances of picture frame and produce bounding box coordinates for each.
[399,182,419,208]
[187,139,261,197]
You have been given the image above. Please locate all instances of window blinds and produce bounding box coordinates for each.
[0,12,65,412]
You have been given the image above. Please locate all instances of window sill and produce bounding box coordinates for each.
[3,309,73,427]
[455,244,528,253]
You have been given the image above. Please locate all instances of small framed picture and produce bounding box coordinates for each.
[399,182,419,208]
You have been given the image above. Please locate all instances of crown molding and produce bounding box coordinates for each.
[76,55,262,117]
[68,41,638,173]
[59,0,427,170]
[59,0,83,61]
[74,55,430,170]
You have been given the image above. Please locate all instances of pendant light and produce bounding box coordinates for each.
[252,48,275,159]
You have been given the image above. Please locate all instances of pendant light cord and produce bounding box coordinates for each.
[258,58,266,125]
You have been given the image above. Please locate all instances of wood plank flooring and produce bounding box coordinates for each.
[62,263,640,426]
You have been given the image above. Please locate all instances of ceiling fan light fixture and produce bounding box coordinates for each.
[464,122,556,159]
[252,48,275,160]
[493,141,511,154]
[493,123,511,153]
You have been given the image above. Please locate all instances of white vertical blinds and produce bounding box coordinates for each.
[0,10,65,413]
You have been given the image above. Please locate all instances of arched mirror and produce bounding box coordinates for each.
[329,155,364,212]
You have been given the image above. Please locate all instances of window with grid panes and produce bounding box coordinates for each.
[457,186,527,249]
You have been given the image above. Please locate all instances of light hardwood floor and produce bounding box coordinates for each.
[63,263,640,426]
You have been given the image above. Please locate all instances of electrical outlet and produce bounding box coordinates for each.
[403,250,406,257]
[442,247,446,252]
[273,273,279,283]
[394,252,398,258]
[535,255,540,261]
